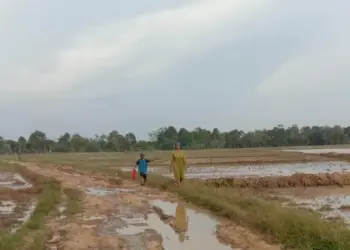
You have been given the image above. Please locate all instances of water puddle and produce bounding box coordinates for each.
[0,172,32,189]
[84,187,134,196]
[159,162,350,179]
[97,200,237,249]
[283,195,350,224]
[284,149,350,154]
[150,200,236,249]
[0,201,16,214]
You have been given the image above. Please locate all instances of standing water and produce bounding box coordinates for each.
[151,200,239,249]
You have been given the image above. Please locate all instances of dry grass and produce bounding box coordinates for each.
[200,172,350,188]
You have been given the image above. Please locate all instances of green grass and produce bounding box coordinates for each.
[63,188,84,216]
[117,170,350,250]
[0,167,61,250]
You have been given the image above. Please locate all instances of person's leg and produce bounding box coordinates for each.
[179,165,185,184]
[173,166,180,187]
[143,173,147,185]
[140,173,145,185]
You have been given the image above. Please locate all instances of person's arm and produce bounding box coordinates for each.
[134,160,139,170]
[170,152,174,172]
[146,159,151,163]
[182,152,187,172]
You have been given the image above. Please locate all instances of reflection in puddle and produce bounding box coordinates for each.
[85,187,134,196]
[283,195,350,224]
[98,200,238,249]
[150,200,236,249]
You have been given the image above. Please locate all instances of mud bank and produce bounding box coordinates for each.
[201,172,350,188]
[284,148,350,154]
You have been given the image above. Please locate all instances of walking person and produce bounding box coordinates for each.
[135,153,151,186]
[170,142,187,187]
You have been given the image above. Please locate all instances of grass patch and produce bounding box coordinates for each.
[63,188,84,216]
[0,176,61,250]
[117,170,350,250]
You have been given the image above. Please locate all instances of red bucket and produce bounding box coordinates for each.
[132,169,137,180]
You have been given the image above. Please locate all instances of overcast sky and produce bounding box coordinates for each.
[0,0,349,140]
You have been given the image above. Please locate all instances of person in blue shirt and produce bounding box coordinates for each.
[135,153,151,185]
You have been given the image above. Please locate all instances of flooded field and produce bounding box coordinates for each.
[122,161,350,181]
[284,148,350,154]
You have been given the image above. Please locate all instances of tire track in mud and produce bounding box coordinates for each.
[22,163,281,250]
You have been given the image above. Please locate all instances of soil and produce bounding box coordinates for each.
[0,169,42,231]
[202,172,350,188]
[21,162,281,250]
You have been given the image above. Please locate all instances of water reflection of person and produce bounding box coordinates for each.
[174,202,188,243]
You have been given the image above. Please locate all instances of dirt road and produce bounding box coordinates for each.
[22,162,281,250]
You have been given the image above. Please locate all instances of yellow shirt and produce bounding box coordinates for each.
[171,150,187,169]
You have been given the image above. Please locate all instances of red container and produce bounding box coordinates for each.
[132,169,137,180]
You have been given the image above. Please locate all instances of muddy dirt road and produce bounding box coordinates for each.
[21,162,280,250]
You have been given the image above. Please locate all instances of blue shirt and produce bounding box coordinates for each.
[136,158,150,174]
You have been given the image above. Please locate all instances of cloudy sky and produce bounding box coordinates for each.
[0,0,349,140]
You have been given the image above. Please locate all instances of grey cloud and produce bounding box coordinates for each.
[0,0,349,139]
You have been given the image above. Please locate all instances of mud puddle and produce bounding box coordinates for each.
[150,200,238,249]
[93,199,238,249]
[11,201,37,232]
[159,162,349,179]
[84,187,135,196]
[0,172,32,189]
[0,200,16,214]
[0,200,37,232]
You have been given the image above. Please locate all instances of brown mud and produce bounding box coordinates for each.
[201,172,350,188]
[20,162,280,250]
[320,153,350,162]
[0,165,48,231]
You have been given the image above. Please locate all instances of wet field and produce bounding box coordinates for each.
[120,150,350,228]
[264,186,350,226]
[0,171,36,232]
[122,161,350,179]
[284,148,350,154]
[81,185,240,249]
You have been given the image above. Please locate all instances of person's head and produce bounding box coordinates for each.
[175,142,181,150]
[140,153,145,159]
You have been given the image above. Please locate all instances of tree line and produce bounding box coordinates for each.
[0,124,349,154]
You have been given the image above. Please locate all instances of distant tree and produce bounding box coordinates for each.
[0,124,350,154]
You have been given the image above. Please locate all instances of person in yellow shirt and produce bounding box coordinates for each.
[174,202,188,242]
[170,142,187,187]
